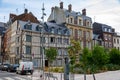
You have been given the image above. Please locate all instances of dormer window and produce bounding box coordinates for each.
[36,25,42,32]
[70,18,73,23]
[51,27,55,33]
[87,21,90,27]
[64,29,68,35]
[58,28,61,34]
[24,24,32,30]
[79,19,82,25]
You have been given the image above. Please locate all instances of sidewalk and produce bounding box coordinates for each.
[31,70,120,80]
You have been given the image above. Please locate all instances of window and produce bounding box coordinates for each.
[16,37,19,42]
[79,19,82,25]
[104,28,107,32]
[16,47,19,55]
[50,37,55,43]
[114,39,116,43]
[26,35,32,42]
[70,28,73,35]
[51,27,55,33]
[70,18,73,23]
[78,30,82,36]
[58,28,61,34]
[108,29,111,32]
[87,22,89,26]
[26,46,31,54]
[24,24,32,30]
[36,25,42,32]
[58,37,62,44]
[117,39,119,44]
[64,38,69,44]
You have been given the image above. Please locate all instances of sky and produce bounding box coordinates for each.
[0,0,120,32]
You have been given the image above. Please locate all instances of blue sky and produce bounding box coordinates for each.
[0,0,120,32]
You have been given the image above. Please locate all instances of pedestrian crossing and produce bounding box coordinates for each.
[0,76,31,80]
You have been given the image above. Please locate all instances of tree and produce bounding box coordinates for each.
[68,40,81,64]
[92,45,109,67]
[45,47,57,71]
[68,39,81,72]
[109,48,120,65]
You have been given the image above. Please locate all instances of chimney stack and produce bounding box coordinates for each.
[24,8,28,13]
[82,9,86,16]
[68,4,72,12]
[60,2,63,9]
[51,7,54,12]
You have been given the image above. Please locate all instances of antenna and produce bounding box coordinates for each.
[4,16,5,22]
[41,3,46,22]
[16,8,18,14]
[24,3,26,9]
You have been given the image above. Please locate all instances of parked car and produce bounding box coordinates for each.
[7,64,19,72]
[16,61,33,75]
[1,64,11,71]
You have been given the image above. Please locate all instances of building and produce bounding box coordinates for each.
[113,32,120,50]
[47,2,93,62]
[48,2,93,50]
[93,22,115,49]
[44,21,70,66]
[0,22,7,63]
[5,9,70,68]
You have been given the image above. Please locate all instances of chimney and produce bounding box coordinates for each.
[60,2,63,9]
[24,8,28,13]
[68,4,72,12]
[82,9,86,16]
[51,7,54,12]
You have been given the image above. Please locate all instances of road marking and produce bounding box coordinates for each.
[4,77,14,80]
[14,77,26,80]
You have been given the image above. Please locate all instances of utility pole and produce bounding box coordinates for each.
[40,3,46,80]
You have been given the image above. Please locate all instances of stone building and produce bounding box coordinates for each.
[48,2,93,50]
[93,22,115,49]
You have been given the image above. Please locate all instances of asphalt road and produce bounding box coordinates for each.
[0,70,31,80]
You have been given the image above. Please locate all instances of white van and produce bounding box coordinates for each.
[16,61,33,75]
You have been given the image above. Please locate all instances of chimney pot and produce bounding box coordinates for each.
[68,4,72,12]
[60,2,63,9]
[82,9,86,15]
[24,8,28,13]
[51,7,54,12]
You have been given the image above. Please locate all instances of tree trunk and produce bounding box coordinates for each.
[92,73,96,80]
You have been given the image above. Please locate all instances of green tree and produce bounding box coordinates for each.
[68,39,81,72]
[45,47,57,71]
[92,45,109,67]
[109,48,120,65]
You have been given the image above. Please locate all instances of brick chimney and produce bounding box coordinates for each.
[68,4,72,12]
[24,8,28,13]
[82,9,86,16]
[60,2,63,9]
[51,7,54,12]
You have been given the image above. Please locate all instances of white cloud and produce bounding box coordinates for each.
[0,0,120,32]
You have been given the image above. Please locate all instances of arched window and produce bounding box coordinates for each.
[36,25,42,32]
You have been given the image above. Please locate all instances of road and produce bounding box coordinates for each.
[0,70,31,80]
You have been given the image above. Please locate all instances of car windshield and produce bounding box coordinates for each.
[13,64,19,67]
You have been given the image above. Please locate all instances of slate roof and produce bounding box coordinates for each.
[44,21,70,36]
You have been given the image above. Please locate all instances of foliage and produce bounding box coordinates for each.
[92,45,109,67]
[45,47,57,64]
[109,48,120,65]
[68,39,81,65]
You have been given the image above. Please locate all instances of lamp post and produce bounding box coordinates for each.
[40,3,46,79]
